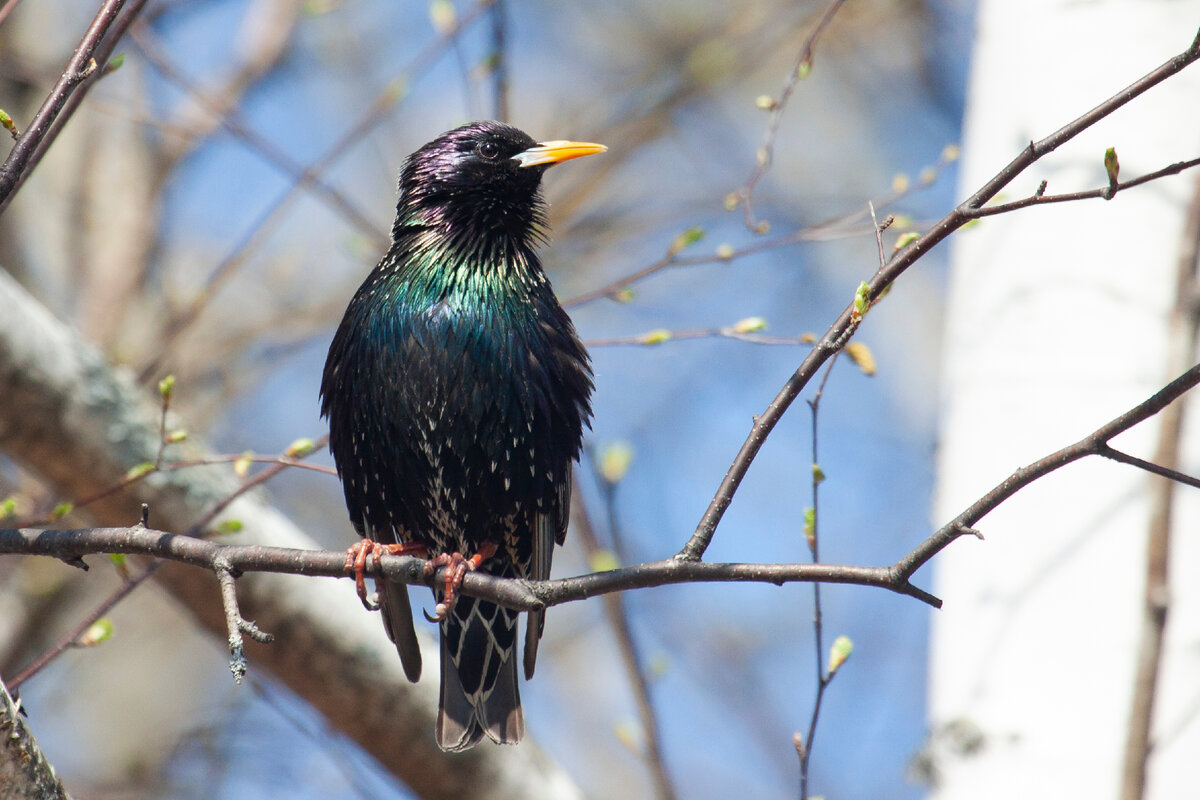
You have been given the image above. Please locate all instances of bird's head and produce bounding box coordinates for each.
[395,121,605,244]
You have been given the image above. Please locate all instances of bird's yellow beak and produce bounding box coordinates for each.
[513,140,607,168]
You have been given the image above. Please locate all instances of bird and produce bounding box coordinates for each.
[320,121,601,751]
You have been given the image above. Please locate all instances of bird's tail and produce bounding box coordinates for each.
[377,579,422,683]
[436,593,524,751]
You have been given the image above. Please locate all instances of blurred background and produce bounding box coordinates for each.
[0,0,971,797]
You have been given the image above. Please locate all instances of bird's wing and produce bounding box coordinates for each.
[523,470,570,679]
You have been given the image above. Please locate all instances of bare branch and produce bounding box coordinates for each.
[967,156,1200,218]
[0,0,149,217]
[214,554,275,684]
[585,325,812,349]
[0,525,939,609]
[736,0,851,232]
[895,361,1200,581]
[798,353,840,799]
[7,561,158,690]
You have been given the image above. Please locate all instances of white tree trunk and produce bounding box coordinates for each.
[930,2,1200,798]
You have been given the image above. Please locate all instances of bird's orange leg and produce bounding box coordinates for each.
[423,542,499,621]
[344,539,429,611]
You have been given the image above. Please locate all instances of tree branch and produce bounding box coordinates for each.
[9,349,1197,662]
[967,156,1200,218]
[0,678,72,800]
[0,0,148,217]
[1119,172,1200,800]
[894,361,1200,581]
[736,0,851,232]
[0,525,938,609]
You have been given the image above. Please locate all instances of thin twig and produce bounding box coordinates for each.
[895,361,1200,581]
[7,560,162,690]
[0,0,23,28]
[490,0,509,122]
[737,0,850,232]
[968,157,1200,219]
[585,327,814,348]
[213,555,274,684]
[183,447,322,537]
[12,435,330,528]
[794,217,887,795]
[0,0,143,217]
[1099,445,1200,490]
[798,354,838,799]
[168,452,336,477]
[154,380,172,469]
[563,247,680,308]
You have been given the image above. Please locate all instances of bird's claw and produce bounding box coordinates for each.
[345,539,429,612]
[422,542,499,621]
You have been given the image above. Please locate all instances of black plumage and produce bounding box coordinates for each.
[320,121,600,751]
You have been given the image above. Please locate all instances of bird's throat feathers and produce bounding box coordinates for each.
[384,219,548,303]
[392,167,551,256]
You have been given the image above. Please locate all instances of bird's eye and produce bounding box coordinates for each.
[478,141,501,160]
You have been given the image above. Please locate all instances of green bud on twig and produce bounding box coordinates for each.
[285,438,315,458]
[77,618,115,647]
[124,462,156,481]
[827,635,853,675]
[639,328,672,345]
[0,109,18,140]
[667,226,705,256]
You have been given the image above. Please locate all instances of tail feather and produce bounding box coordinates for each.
[523,609,545,680]
[436,595,524,751]
[377,579,422,683]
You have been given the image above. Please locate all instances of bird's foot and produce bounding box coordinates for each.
[423,542,499,622]
[345,539,429,611]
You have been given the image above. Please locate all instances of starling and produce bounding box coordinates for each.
[320,121,601,751]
